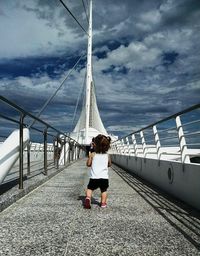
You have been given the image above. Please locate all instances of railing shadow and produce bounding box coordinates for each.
[112,164,200,250]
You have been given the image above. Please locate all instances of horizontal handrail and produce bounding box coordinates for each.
[183,119,200,127]
[111,103,200,164]
[0,95,81,146]
[159,135,179,141]
[187,143,200,146]
[113,103,200,142]
[184,131,200,137]
[0,114,19,125]
[0,95,86,189]
[157,126,177,134]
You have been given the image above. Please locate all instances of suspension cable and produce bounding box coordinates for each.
[71,69,86,129]
[82,0,89,24]
[59,0,88,36]
[85,0,89,10]
[28,53,85,129]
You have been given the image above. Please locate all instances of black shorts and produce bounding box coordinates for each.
[87,178,109,193]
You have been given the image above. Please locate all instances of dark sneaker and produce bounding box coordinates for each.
[84,197,91,209]
[101,202,107,208]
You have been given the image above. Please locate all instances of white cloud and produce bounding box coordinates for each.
[159,0,174,13]
[0,1,86,59]
[144,28,194,54]
[140,10,161,24]
[107,125,140,133]
[94,41,161,72]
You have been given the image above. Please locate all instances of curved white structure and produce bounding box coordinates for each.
[0,128,30,184]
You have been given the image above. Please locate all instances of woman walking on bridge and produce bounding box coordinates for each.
[85,134,111,209]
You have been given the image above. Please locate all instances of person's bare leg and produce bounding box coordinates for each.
[84,189,92,209]
[86,189,92,199]
[101,191,107,204]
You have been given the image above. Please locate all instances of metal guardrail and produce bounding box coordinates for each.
[111,103,200,164]
[0,95,85,189]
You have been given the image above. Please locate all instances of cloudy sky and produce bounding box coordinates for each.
[0,0,200,139]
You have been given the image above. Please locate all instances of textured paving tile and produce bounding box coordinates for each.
[0,160,200,256]
[0,161,68,212]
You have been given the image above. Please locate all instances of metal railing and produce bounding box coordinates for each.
[0,95,85,189]
[111,103,200,164]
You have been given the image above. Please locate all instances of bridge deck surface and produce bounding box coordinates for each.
[0,159,200,256]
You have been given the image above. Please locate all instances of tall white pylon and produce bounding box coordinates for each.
[72,0,107,145]
[85,0,93,144]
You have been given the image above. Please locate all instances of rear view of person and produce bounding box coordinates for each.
[85,134,111,209]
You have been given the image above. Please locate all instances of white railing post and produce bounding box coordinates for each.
[121,139,125,154]
[122,138,127,155]
[111,143,115,153]
[176,116,190,163]
[132,134,138,157]
[51,144,54,159]
[33,143,37,157]
[73,144,76,160]
[36,144,40,158]
[115,141,120,154]
[153,125,161,160]
[126,137,131,155]
[111,144,116,154]
[140,131,147,158]
[76,143,78,160]
[114,143,119,154]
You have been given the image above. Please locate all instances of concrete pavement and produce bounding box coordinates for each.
[0,159,200,255]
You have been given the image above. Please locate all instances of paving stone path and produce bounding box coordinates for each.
[0,159,200,256]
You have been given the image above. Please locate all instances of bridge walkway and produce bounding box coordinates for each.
[0,159,200,256]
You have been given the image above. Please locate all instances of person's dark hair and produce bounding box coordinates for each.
[94,134,111,153]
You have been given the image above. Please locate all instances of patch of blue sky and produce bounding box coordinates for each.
[0,55,80,79]
[162,51,179,67]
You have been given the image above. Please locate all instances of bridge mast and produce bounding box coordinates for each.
[72,0,108,144]
[85,0,93,145]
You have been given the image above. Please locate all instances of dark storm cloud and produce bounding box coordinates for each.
[160,0,200,27]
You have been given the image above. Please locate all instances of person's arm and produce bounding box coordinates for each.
[86,152,94,167]
[108,155,112,167]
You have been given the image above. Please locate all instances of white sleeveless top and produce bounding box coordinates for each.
[90,153,109,179]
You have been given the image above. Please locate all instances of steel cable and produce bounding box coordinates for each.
[28,53,85,128]
[82,0,89,24]
[59,0,88,35]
